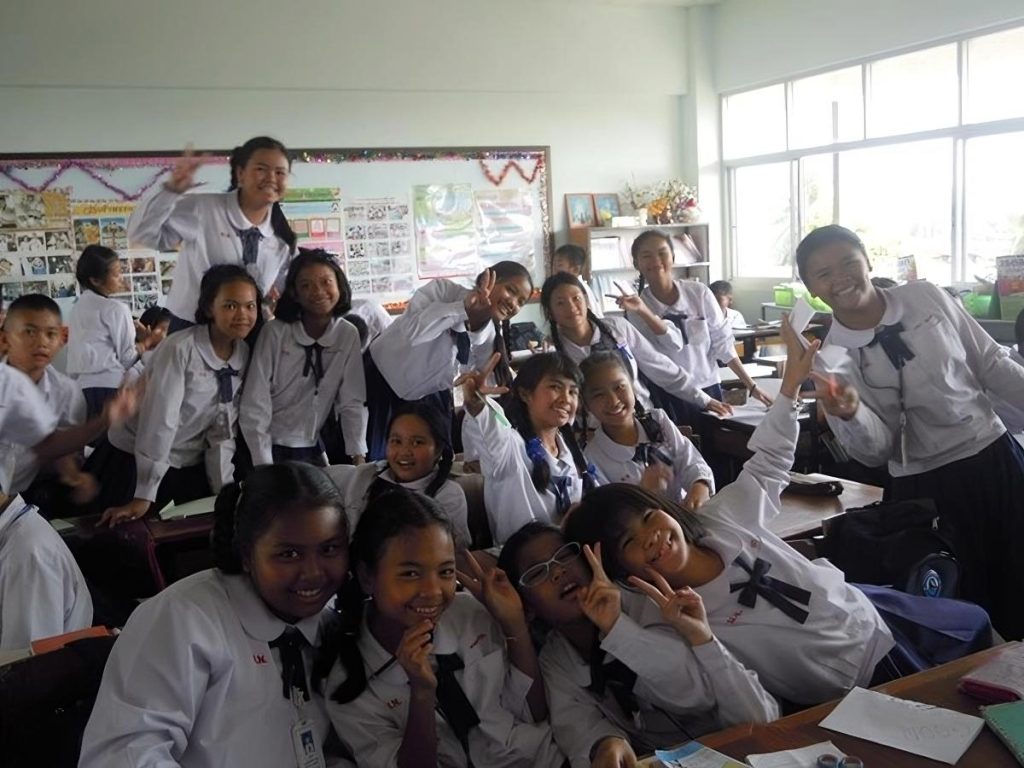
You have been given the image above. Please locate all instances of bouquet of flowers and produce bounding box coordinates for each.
[624,179,700,224]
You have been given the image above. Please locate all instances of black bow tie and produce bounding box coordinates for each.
[452,330,471,365]
[269,626,310,703]
[663,312,690,345]
[236,226,263,266]
[730,555,811,624]
[302,342,324,385]
[867,322,915,370]
[214,365,239,404]
[632,443,672,467]
[435,653,480,764]
[588,652,640,717]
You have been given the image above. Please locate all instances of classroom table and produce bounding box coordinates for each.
[733,322,825,362]
[682,642,1021,767]
[774,471,882,539]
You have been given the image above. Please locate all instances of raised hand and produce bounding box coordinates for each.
[163,144,204,194]
[396,619,437,692]
[103,377,145,428]
[580,543,622,635]
[680,480,711,513]
[454,352,510,416]
[464,268,496,322]
[606,281,646,314]
[457,550,529,637]
[639,461,672,494]
[627,568,713,647]
[134,320,166,352]
[779,313,821,400]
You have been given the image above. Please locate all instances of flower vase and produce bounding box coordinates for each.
[636,208,648,226]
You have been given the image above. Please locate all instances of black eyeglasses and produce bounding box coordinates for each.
[518,542,581,588]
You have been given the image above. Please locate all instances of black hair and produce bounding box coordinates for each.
[630,230,674,294]
[228,136,297,254]
[342,313,368,347]
[708,280,733,297]
[1015,308,1024,354]
[578,351,663,444]
[194,264,264,329]
[500,351,596,497]
[317,486,455,704]
[562,483,705,583]
[541,271,624,353]
[382,402,454,498]
[138,305,171,329]
[553,243,587,272]
[274,248,352,323]
[870,276,898,290]
[3,293,62,324]
[497,521,564,590]
[211,461,348,574]
[479,260,534,389]
[75,244,119,294]
[794,225,868,285]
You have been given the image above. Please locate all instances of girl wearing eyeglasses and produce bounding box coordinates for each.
[497,522,776,768]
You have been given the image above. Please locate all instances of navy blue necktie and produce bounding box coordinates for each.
[588,642,640,717]
[452,330,471,365]
[435,653,480,765]
[269,626,310,703]
[302,342,324,386]
[868,322,915,370]
[663,312,690,345]
[730,555,811,624]
[215,365,239,404]
[550,474,572,516]
[236,227,263,266]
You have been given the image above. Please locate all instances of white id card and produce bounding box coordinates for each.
[291,719,326,768]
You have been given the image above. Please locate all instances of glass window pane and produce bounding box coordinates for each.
[867,45,958,138]
[800,154,835,235]
[966,27,1024,124]
[965,133,1024,283]
[837,140,954,284]
[723,84,787,159]
[733,163,793,278]
[789,66,864,149]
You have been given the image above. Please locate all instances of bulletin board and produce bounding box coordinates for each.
[0,146,552,315]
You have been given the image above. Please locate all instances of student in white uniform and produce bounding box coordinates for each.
[620,232,770,430]
[0,490,93,650]
[498,523,777,767]
[461,352,599,545]
[580,351,714,512]
[66,245,161,417]
[241,249,367,468]
[708,280,748,329]
[564,320,897,707]
[88,265,259,526]
[552,243,603,318]
[795,224,1024,640]
[320,486,565,768]
[0,294,95,514]
[324,403,469,548]
[127,137,297,332]
[365,261,533,459]
[540,272,731,420]
[349,297,393,351]
[79,462,353,768]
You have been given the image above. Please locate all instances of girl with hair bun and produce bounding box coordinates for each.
[127,137,297,332]
[80,462,351,767]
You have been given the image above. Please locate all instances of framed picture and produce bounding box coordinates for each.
[592,193,621,225]
[565,193,597,228]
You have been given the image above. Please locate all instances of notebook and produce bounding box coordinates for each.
[959,644,1024,704]
[981,700,1024,766]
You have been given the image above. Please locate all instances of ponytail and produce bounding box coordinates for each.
[491,317,514,389]
[271,202,297,253]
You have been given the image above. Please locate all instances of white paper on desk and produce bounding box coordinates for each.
[158,495,216,521]
[819,686,984,764]
[746,741,844,768]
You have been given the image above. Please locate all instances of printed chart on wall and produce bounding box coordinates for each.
[0,147,551,316]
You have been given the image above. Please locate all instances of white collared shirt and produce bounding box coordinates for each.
[724,306,748,329]
[623,396,893,706]
[0,496,93,650]
[349,298,394,351]
[629,279,738,390]
[542,615,777,767]
[326,592,565,768]
[462,402,588,544]
[66,289,138,389]
[557,315,710,410]
[127,187,293,320]
[323,461,470,548]
[109,325,248,501]
[820,282,1024,476]
[369,279,496,400]
[79,570,347,768]
[584,408,714,503]
[241,317,367,464]
[0,365,57,493]
[3,364,86,494]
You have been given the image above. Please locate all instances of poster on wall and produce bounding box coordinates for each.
[0,188,77,308]
[413,184,479,279]
[474,188,534,269]
[342,196,416,301]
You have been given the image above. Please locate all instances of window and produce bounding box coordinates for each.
[964,132,1024,281]
[789,66,864,149]
[723,84,787,159]
[867,45,958,138]
[966,27,1024,124]
[799,154,835,237]
[733,163,792,279]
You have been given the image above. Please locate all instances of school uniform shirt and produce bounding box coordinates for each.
[541,615,777,768]
[326,592,565,768]
[621,395,894,706]
[558,315,710,411]
[629,279,739,391]
[241,317,367,464]
[462,401,590,545]
[108,325,248,502]
[819,282,1024,476]
[0,365,57,493]
[369,279,496,400]
[79,569,349,768]
[2,363,86,494]
[578,276,604,318]
[990,348,1024,434]
[724,306,747,329]
[349,298,394,350]
[0,496,93,650]
[323,461,470,548]
[127,187,293,321]
[584,408,714,504]
[66,289,138,389]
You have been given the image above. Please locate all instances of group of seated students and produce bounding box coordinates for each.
[1,137,1023,767]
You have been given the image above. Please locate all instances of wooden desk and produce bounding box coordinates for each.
[773,472,882,540]
[697,642,1020,767]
